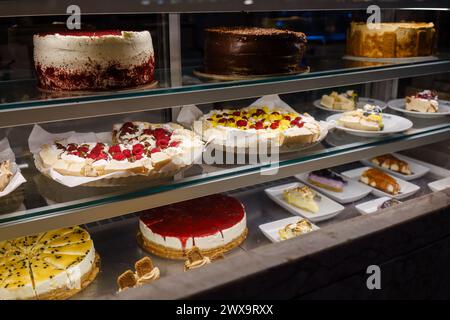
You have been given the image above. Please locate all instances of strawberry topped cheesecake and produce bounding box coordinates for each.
[138,194,247,259]
[33,30,154,91]
[37,122,203,178]
[196,106,321,149]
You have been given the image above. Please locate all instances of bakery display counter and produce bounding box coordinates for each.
[1,1,449,300]
[1,58,449,128]
[0,100,448,241]
[64,149,449,299]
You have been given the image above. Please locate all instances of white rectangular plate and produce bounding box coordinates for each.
[355,197,396,215]
[295,172,372,203]
[428,177,450,192]
[341,167,420,200]
[259,217,320,243]
[264,182,345,222]
[360,153,430,181]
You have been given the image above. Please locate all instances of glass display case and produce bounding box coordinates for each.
[0,0,449,300]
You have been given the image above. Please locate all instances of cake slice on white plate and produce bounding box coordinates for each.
[405,90,439,113]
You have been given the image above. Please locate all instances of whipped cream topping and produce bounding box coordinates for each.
[136,267,160,285]
[184,256,211,271]
[34,31,154,70]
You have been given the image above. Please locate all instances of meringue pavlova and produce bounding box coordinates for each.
[195,105,321,149]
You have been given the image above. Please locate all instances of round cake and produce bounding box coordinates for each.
[204,27,307,76]
[139,194,247,259]
[33,30,154,91]
[347,22,435,58]
[0,226,98,300]
[195,106,321,149]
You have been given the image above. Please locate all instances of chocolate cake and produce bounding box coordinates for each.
[204,27,307,76]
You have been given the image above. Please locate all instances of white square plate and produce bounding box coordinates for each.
[295,172,372,203]
[360,153,430,181]
[428,177,450,192]
[341,167,420,200]
[264,182,345,222]
[355,197,398,215]
[259,216,320,243]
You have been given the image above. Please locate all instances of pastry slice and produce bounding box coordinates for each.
[0,160,13,192]
[360,168,400,195]
[371,154,412,175]
[283,186,319,213]
[338,105,383,131]
[378,198,401,209]
[278,218,314,241]
[307,169,347,192]
[405,90,438,113]
[28,256,70,299]
[117,270,137,291]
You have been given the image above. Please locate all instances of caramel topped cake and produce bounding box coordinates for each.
[371,154,412,175]
[360,168,400,195]
[34,30,154,90]
[347,22,435,58]
[204,27,307,76]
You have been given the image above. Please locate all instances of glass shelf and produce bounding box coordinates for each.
[1,101,449,241]
[1,56,450,127]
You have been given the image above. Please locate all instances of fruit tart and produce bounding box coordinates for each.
[196,105,321,149]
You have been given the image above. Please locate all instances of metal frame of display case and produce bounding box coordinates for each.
[0,0,448,17]
[1,60,450,128]
[1,125,449,241]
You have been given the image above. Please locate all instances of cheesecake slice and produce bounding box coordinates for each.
[307,169,347,192]
[405,90,438,113]
[360,168,400,195]
[283,186,319,213]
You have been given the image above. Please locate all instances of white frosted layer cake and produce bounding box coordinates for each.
[33,30,154,90]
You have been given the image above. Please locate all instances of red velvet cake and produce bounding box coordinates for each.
[139,194,247,259]
[33,30,154,91]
